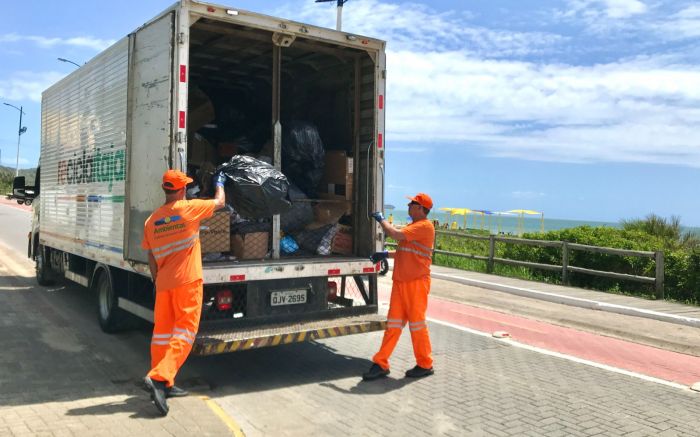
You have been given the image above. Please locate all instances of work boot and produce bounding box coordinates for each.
[362,363,390,381]
[143,376,169,416]
[405,365,434,378]
[166,385,189,398]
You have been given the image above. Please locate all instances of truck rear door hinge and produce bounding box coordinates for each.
[176,132,186,143]
[178,32,186,45]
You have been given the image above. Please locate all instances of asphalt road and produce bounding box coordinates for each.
[1,203,699,436]
[0,199,31,256]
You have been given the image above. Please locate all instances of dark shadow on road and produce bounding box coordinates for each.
[319,376,418,395]
[190,340,383,396]
[65,395,162,419]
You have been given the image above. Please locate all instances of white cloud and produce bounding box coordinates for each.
[0,33,114,51]
[512,191,546,200]
[655,5,700,39]
[600,0,648,18]
[385,50,700,167]
[0,71,66,102]
[278,0,566,57]
[563,0,648,19]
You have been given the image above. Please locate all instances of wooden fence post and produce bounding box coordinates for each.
[432,231,438,262]
[655,251,665,299]
[487,235,495,273]
[561,241,569,285]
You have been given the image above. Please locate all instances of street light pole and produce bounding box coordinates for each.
[3,103,27,177]
[315,0,349,31]
[57,57,82,68]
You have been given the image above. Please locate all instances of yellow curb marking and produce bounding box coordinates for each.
[200,396,245,437]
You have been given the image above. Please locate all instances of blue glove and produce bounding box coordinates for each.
[370,211,385,223]
[369,251,389,263]
[214,172,226,188]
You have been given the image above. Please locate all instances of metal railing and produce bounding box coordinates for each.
[387,230,665,298]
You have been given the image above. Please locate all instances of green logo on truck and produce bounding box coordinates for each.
[57,144,125,191]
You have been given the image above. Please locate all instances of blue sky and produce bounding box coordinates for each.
[1,0,699,224]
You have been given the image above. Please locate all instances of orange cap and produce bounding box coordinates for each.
[162,169,193,190]
[406,192,433,209]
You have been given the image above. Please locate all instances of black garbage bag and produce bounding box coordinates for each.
[218,155,291,219]
[280,184,314,233]
[294,224,338,255]
[282,121,325,197]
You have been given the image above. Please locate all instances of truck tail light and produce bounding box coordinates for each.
[327,281,337,302]
[216,289,233,311]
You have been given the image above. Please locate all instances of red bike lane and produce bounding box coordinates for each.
[378,286,700,387]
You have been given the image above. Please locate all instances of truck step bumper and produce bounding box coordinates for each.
[193,314,387,356]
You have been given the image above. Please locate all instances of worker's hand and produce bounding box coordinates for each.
[370,211,385,223]
[214,172,226,188]
[369,251,389,264]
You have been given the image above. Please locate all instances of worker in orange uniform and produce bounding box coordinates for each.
[363,193,435,380]
[141,169,225,416]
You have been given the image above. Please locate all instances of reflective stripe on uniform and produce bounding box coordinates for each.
[386,317,405,329]
[397,246,432,259]
[409,320,427,331]
[174,327,195,338]
[172,333,194,344]
[153,236,198,259]
[151,233,199,252]
[410,240,433,253]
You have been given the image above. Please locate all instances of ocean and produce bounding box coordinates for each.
[386,210,700,236]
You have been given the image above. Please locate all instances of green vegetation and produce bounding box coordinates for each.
[423,215,700,305]
[0,166,37,195]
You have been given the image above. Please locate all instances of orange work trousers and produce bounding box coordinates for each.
[147,279,203,387]
[373,276,432,370]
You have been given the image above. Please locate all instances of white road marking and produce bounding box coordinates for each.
[428,317,692,392]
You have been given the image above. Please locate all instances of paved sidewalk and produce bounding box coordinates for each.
[0,245,237,437]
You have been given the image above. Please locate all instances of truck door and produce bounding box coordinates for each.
[124,12,176,263]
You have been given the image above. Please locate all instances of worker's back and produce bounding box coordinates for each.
[142,199,215,291]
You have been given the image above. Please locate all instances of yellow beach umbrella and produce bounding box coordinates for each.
[495,211,515,234]
[439,207,472,229]
[506,209,544,235]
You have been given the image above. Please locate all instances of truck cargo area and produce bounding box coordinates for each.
[185,17,378,265]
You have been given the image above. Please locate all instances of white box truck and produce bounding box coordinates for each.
[24,0,387,355]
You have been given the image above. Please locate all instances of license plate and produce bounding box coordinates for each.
[271,289,307,306]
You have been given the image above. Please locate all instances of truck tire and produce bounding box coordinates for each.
[378,259,389,276]
[25,199,32,206]
[95,268,128,333]
[35,246,55,286]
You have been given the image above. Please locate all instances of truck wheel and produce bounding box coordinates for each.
[95,269,127,333]
[379,259,389,276]
[25,199,32,206]
[17,200,24,205]
[35,246,55,286]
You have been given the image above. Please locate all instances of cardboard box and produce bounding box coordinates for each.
[188,133,215,166]
[319,151,353,200]
[309,193,352,228]
[188,87,215,133]
[331,225,353,255]
[231,232,269,260]
[200,210,230,253]
[217,142,238,158]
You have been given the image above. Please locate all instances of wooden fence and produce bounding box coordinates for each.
[387,230,665,298]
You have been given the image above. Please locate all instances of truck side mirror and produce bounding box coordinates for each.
[12,176,25,197]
